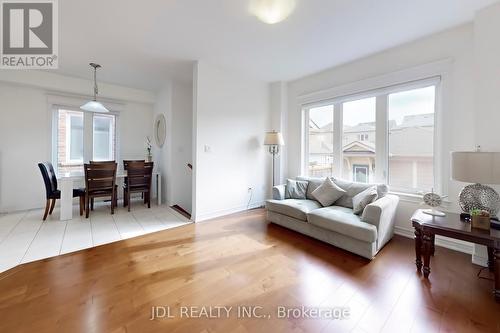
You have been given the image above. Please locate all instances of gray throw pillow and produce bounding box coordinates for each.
[285,179,308,199]
[311,177,346,207]
[352,186,378,215]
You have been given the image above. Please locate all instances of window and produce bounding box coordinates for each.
[388,86,435,192]
[57,109,84,173]
[307,105,334,178]
[342,97,376,183]
[93,114,115,161]
[55,108,116,173]
[358,134,369,141]
[303,77,439,193]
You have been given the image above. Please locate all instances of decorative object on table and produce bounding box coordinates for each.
[146,136,153,162]
[451,148,500,217]
[470,209,491,230]
[154,114,166,148]
[264,130,284,186]
[421,189,447,217]
[80,63,110,113]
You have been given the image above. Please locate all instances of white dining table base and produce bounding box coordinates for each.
[59,173,162,221]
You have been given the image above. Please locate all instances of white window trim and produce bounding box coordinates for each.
[48,96,120,173]
[299,59,451,196]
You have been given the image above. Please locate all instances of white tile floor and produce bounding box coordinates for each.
[0,200,191,273]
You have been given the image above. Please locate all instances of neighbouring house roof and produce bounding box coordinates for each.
[343,141,375,155]
[392,113,434,130]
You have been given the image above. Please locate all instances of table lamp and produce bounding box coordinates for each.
[264,131,284,186]
[451,150,500,217]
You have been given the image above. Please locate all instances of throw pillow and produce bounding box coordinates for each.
[285,179,308,199]
[352,186,378,215]
[311,177,346,207]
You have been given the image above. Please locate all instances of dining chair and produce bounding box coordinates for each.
[123,160,146,200]
[38,162,85,220]
[123,161,153,211]
[89,160,118,209]
[83,162,117,218]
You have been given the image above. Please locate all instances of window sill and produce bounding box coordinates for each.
[389,191,451,206]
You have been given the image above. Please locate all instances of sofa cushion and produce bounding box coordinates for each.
[333,178,389,208]
[352,186,378,215]
[311,177,346,207]
[307,206,377,242]
[285,179,309,199]
[296,176,326,200]
[266,199,322,221]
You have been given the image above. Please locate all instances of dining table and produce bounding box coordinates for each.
[56,170,162,221]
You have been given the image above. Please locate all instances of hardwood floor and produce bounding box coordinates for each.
[0,208,499,333]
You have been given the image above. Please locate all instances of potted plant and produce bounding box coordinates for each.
[470,209,490,230]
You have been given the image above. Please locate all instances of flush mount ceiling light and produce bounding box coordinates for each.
[249,0,296,24]
[80,63,109,113]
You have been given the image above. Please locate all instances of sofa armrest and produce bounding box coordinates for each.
[361,194,399,249]
[272,185,286,200]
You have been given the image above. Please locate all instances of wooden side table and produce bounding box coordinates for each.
[411,209,500,303]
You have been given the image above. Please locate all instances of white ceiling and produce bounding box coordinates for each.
[55,0,498,91]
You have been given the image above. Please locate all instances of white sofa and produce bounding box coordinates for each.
[265,177,399,259]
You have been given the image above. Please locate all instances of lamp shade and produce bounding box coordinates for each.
[264,131,284,146]
[451,151,500,184]
[80,100,109,113]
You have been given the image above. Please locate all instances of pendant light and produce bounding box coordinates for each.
[80,63,109,113]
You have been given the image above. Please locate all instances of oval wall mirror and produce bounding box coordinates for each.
[154,114,166,148]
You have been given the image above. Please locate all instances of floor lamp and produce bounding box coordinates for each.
[264,131,284,187]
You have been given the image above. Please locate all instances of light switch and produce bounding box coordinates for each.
[204,145,211,153]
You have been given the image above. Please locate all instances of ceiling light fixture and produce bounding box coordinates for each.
[249,0,296,24]
[80,63,109,113]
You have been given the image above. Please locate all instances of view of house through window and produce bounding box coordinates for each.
[304,80,437,193]
[56,108,116,173]
[308,105,334,177]
[342,97,376,183]
[388,86,435,192]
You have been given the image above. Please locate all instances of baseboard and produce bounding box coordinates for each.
[394,225,474,255]
[194,202,265,222]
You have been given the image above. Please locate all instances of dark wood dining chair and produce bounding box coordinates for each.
[83,162,117,218]
[123,160,146,200]
[89,160,118,209]
[123,161,153,211]
[38,162,85,220]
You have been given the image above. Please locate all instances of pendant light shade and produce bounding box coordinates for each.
[80,63,109,113]
[80,100,109,113]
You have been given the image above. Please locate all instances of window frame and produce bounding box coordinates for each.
[301,76,442,195]
[51,104,119,173]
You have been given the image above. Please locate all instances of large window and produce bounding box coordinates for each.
[342,97,376,183]
[388,86,435,192]
[303,78,438,194]
[307,105,334,178]
[55,108,116,173]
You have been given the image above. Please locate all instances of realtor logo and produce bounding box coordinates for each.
[1,0,58,68]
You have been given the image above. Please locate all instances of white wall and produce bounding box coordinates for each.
[170,81,193,213]
[285,24,478,255]
[193,61,271,221]
[153,82,173,207]
[0,72,155,213]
